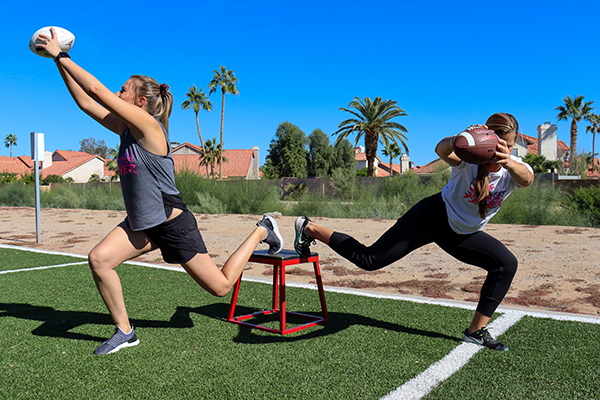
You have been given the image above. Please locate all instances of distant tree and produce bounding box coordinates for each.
[331,138,357,176]
[307,129,334,177]
[181,85,212,153]
[334,96,408,177]
[355,167,368,177]
[0,172,18,183]
[382,142,403,176]
[556,95,594,170]
[522,154,562,173]
[19,172,35,184]
[199,138,226,180]
[209,65,239,179]
[80,137,109,158]
[42,174,65,184]
[88,173,105,183]
[580,151,599,176]
[262,122,308,179]
[106,145,119,181]
[585,113,599,166]
[4,133,17,157]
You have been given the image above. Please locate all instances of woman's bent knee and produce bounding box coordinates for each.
[88,246,118,273]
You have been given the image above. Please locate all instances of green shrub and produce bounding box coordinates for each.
[283,182,308,200]
[41,174,65,184]
[355,167,368,177]
[380,171,449,210]
[175,172,283,215]
[214,180,284,215]
[19,172,35,184]
[0,172,18,184]
[562,186,600,227]
[492,180,586,226]
[189,192,228,214]
[0,183,34,206]
[40,184,124,210]
[331,167,358,200]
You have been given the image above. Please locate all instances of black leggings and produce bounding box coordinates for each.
[328,193,517,317]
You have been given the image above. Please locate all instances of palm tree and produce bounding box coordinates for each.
[556,95,594,170]
[585,113,599,168]
[209,66,239,179]
[334,96,408,177]
[200,138,218,179]
[106,145,120,181]
[181,86,212,153]
[382,142,402,176]
[4,133,17,157]
[199,138,228,180]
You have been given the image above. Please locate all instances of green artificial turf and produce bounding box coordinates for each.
[1,247,599,400]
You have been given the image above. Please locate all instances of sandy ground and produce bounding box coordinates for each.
[1,206,599,316]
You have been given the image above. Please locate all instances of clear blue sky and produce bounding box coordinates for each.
[2,0,599,168]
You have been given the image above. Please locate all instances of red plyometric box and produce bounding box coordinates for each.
[227,249,329,335]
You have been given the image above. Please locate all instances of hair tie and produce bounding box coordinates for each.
[159,83,170,96]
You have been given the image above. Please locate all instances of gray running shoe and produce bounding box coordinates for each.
[462,327,508,351]
[94,325,140,355]
[294,216,314,257]
[257,215,283,254]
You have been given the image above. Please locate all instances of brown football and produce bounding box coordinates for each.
[452,127,499,164]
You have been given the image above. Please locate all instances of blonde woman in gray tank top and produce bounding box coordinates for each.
[38,28,283,355]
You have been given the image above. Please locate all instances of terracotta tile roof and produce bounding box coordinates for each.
[0,156,34,178]
[377,163,402,177]
[586,157,599,178]
[41,151,102,178]
[355,152,367,162]
[353,147,383,163]
[411,158,449,174]
[519,133,570,154]
[171,143,255,178]
[172,143,203,154]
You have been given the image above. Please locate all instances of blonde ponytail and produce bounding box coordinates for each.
[475,164,490,219]
[474,113,519,219]
[130,75,173,132]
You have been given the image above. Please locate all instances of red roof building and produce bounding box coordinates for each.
[172,143,261,179]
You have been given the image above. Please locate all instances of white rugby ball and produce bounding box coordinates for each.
[29,26,75,58]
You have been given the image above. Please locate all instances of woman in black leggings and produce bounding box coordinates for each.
[294,113,534,351]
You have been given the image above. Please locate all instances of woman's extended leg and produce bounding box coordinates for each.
[181,217,281,297]
[300,194,447,270]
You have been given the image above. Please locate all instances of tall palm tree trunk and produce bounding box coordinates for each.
[593,133,597,172]
[195,113,205,153]
[219,91,225,179]
[365,132,378,177]
[569,119,578,170]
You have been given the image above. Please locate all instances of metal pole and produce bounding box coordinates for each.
[31,131,41,243]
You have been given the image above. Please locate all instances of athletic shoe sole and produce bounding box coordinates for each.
[294,216,311,257]
[264,215,284,254]
[103,338,140,355]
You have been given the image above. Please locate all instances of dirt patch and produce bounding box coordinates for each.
[1,206,599,316]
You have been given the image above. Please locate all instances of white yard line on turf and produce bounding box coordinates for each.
[3,244,599,325]
[0,243,87,259]
[380,311,523,400]
[0,261,89,274]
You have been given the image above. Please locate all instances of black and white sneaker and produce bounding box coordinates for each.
[294,216,314,258]
[462,327,508,351]
[94,325,140,355]
[257,215,283,254]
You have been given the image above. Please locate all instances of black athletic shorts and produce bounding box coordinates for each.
[141,209,208,264]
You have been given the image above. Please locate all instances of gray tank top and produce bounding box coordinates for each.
[117,122,180,231]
